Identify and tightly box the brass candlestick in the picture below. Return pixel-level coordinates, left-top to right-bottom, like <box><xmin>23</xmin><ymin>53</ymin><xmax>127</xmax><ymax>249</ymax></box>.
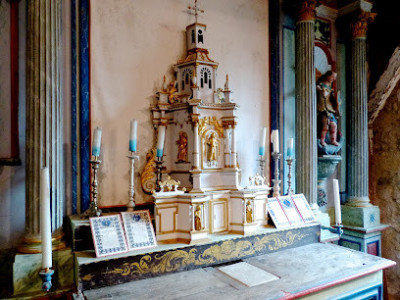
<box><xmin>272</xmin><ymin>152</ymin><xmax>281</xmax><ymax>197</ymax></box>
<box><xmin>88</xmin><ymin>158</ymin><xmax>102</xmax><ymax>217</ymax></box>
<box><xmin>286</xmin><ymin>157</ymin><xmax>295</xmax><ymax>195</ymax></box>
<box><xmin>127</xmin><ymin>151</ymin><xmax>139</xmax><ymax>211</ymax></box>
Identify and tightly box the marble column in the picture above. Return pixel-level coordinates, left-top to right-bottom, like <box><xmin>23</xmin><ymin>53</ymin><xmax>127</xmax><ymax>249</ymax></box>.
<box><xmin>347</xmin><ymin>12</ymin><xmax>376</xmax><ymax>207</ymax></box>
<box><xmin>19</xmin><ymin>0</ymin><xmax>65</xmax><ymax>253</ymax></box>
<box><xmin>231</xmin><ymin>125</ymin><xmax>237</xmax><ymax>168</ymax></box>
<box><xmin>295</xmin><ymin>0</ymin><xmax>318</xmax><ymax>209</ymax></box>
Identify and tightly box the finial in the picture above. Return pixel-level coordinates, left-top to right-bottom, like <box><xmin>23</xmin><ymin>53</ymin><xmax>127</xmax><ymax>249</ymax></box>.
<box><xmin>224</xmin><ymin>74</ymin><xmax>229</xmax><ymax>90</ymax></box>
<box><xmin>188</xmin><ymin>0</ymin><xmax>204</xmax><ymax>23</ymax></box>
<box><xmin>162</xmin><ymin>75</ymin><xmax>167</xmax><ymax>91</ymax></box>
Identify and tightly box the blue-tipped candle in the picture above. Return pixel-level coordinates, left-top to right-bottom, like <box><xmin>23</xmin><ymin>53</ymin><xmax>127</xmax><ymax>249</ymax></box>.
<box><xmin>259</xmin><ymin>127</ymin><xmax>267</xmax><ymax>157</ymax></box>
<box><xmin>287</xmin><ymin>138</ymin><xmax>293</xmax><ymax>158</ymax></box>
<box><xmin>156</xmin><ymin>126</ymin><xmax>166</xmax><ymax>158</ymax></box>
<box><xmin>129</xmin><ymin>120</ymin><xmax>137</xmax><ymax>152</ymax></box>
<box><xmin>92</xmin><ymin>127</ymin><xmax>102</xmax><ymax>157</ymax></box>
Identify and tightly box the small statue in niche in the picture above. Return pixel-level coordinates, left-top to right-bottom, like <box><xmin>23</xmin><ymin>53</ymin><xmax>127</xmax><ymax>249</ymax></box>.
<box><xmin>168</xmin><ymin>81</ymin><xmax>177</xmax><ymax>103</ymax></box>
<box><xmin>207</xmin><ymin>132</ymin><xmax>218</xmax><ymax>163</ymax></box>
<box><xmin>246</xmin><ymin>201</ymin><xmax>253</xmax><ymax>223</ymax></box>
<box><xmin>317</xmin><ymin>71</ymin><xmax>341</xmax><ymax>147</ymax></box>
<box><xmin>176</xmin><ymin>131</ymin><xmax>188</xmax><ymax>162</ymax></box>
<box><xmin>194</xmin><ymin>205</ymin><xmax>202</xmax><ymax>231</ymax></box>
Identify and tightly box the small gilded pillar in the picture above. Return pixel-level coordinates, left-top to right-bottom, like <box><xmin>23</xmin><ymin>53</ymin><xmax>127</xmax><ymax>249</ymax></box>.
<box><xmin>295</xmin><ymin>0</ymin><xmax>318</xmax><ymax>209</ymax></box>
<box><xmin>347</xmin><ymin>11</ymin><xmax>376</xmax><ymax>207</ymax></box>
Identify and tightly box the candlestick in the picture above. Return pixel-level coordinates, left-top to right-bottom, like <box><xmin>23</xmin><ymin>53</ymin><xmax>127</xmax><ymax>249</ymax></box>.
<box><xmin>129</xmin><ymin>120</ymin><xmax>138</xmax><ymax>152</ymax></box>
<box><xmin>127</xmin><ymin>151</ymin><xmax>139</xmax><ymax>211</ymax></box>
<box><xmin>40</xmin><ymin>168</ymin><xmax>52</xmax><ymax>270</ymax></box>
<box><xmin>257</xmin><ymin>155</ymin><xmax>266</xmax><ymax>178</ymax></box>
<box><xmin>155</xmin><ymin>156</ymin><xmax>165</xmax><ymax>191</ymax></box>
<box><xmin>287</xmin><ymin>138</ymin><xmax>294</xmax><ymax>158</ymax></box>
<box><xmin>271</xmin><ymin>129</ymin><xmax>279</xmax><ymax>153</ymax></box>
<box><xmin>39</xmin><ymin>268</ymin><xmax>54</xmax><ymax>292</ymax></box>
<box><xmin>92</xmin><ymin>127</ymin><xmax>102</xmax><ymax>157</ymax></box>
<box><xmin>88</xmin><ymin>158</ymin><xmax>102</xmax><ymax>217</ymax></box>
<box><xmin>272</xmin><ymin>152</ymin><xmax>281</xmax><ymax>197</ymax></box>
<box><xmin>333</xmin><ymin>179</ymin><xmax>342</xmax><ymax>225</ymax></box>
<box><xmin>157</xmin><ymin>126</ymin><xmax>166</xmax><ymax>158</ymax></box>
<box><xmin>259</xmin><ymin>127</ymin><xmax>267</xmax><ymax>157</ymax></box>
<box><xmin>286</xmin><ymin>157</ymin><xmax>295</xmax><ymax>195</ymax></box>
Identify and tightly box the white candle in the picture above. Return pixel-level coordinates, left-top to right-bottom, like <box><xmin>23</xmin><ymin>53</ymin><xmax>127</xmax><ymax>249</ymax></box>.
<box><xmin>156</xmin><ymin>126</ymin><xmax>166</xmax><ymax>158</ymax></box>
<box><xmin>271</xmin><ymin>129</ymin><xmax>279</xmax><ymax>153</ymax></box>
<box><xmin>92</xmin><ymin>127</ymin><xmax>102</xmax><ymax>157</ymax></box>
<box><xmin>287</xmin><ymin>138</ymin><xmax>294</xmax><ymax>157</ymax></box>
<box><xmin>259</xmin><ymin>127</ymin><xmax>267</xmax><ymax>156</ymax></box>
<box><xmin>333</xmin><ymin>179</ymin><xmax>342</xmax><ymax>225</ymax></box>
<box><xmin>129</xmin><ymin>120</ymin><xmax>137</xmax><ymax>152</ymax></box>
<box><xmin>40</xmin><ymin>167</ymin><xmax>52</xmax><ymax>270</ymax></box>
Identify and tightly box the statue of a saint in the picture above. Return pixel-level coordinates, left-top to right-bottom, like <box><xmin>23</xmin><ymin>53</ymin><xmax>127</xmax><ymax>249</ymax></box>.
<box><xmin>176</xmin><ymin>131</ymin><xmax>188</xmax><ymax>162</ymax></box>
<box><xmin>207</xmin><ymin>132</ymin><xmax>218</xmax><ymax>162</ymax></box>
<box><xmin>194</xmin><ymin>206</ymin><xmax>202</xmax><ymax>231</ymax></box>
<box><xmin>317</xmin><ymin>71</ymin><xmax>340</xmax><ymax>147</ymax></box>
<box><xmin>246</xmin><ymin>201</ymin><xmax>253</xmax><ymax>223</ymax></box>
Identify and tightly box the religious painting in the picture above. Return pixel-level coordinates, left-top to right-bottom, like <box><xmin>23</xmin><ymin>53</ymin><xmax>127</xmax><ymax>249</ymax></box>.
<box><xmin>0</xmin><ymin>1</ymin><xmax>20</xmax><ymax>165</ymax></box>
<box><xmin>315</xmin><ymin>17</ymin><xmax>331</xmax><ymax>47</ymax></box>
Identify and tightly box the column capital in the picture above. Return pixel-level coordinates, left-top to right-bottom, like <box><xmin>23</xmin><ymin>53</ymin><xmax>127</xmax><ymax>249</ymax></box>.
<box><xmin>298</xmin><ymin>0</ymin><xmax>320</xmax><ymax>22</ymax></box>
<box><xmin>350</xmin><ymin>11</ymin><xmax>377</xmax><ymax>39</ymax></box>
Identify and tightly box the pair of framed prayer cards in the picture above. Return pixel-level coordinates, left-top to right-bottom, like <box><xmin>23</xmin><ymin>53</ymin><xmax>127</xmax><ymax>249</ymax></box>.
<box><xmin>90</xmin><ymin>210</ymin><xmax>157</xmax><ymax>258</ymax></box>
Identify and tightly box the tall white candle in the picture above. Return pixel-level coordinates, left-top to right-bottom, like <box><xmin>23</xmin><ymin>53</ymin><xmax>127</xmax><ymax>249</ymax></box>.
<box><xmin>40</xmin><ymin>167</ymin><xmax>52</xmax><ymax>270</ymax></box>
<box><xmin>92</xmin><ymin>127</ymin><xmax>102</xmax><ymax>157</ymax></box>
<box><xmin>259</xmin><ymin>127</ymin><xmax>267</xmax><ymax>156</ymax></box>
<box><xmin>271</xmin><ymin>129</ymin><xmax>279</xmax><ymax>153</ymax></box>
<box><xmin>129</xmin><ymin>120</ymin><xmax>137</xmax><ymax>152</ymax></box>
<box><xmin>287</xmin><ymin>138</ymin><xmax>294</xmax><ymax>157</ymax></box>
<box><xmin>333</xmin><ymin>179</ymin><xmax>342</xmax><ymax>225</ymax></box>
<box><xmin>156</xmin><ymin>126</ymin><xmax>166</xmax><ymax>158</ymax></box>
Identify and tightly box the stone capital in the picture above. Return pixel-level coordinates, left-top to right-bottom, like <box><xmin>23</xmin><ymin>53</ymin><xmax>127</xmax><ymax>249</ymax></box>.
<box><xmin>350</xmin><ymin>11</ymin><xmax>377</xmax><ymax>39</ymax></box>
<box><xmin>298</xmin><ymin>0</ymin><xmax>320</xmax><ymax>22</ymax></box>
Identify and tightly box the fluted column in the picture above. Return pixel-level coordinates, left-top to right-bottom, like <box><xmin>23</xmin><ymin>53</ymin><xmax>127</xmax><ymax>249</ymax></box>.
<box><xmin>20</xmin><ymin>0</ymin><xmax>65</xmax><ymax>253</ymax></box>
<box><xmin>347</xmin><ymin>11</ymin><xmax>376</xmax><ymax>207</ymax></box>
<box><xmin>295</xmin><ymin>0</ymin><xmax>318</xmax><ymax>209</ymax></box>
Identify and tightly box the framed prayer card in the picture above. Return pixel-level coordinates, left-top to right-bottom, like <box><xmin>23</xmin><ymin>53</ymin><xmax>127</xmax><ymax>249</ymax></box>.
<box><xmin>278</xmin><ymin>196</ymin><xmax>304</xmax><ymax>226</ymax></box>
<box><xmin>121</xmin><ymin>211</ymin><xmax>157</xmax><ymax>251</ymax></box>
<box><xmin>267</xmin><ymin>198</ymin><xmax>291</xmax><ymax>228</ymax></box>
<box><xmin>90</xmin><ymin>215</ymin><xmax>128</xmax><ymax>258</ymax></box>
<box><xmin>291</xmin><ymin>194</ymin><xmax>317</xmax><ymax>223</ymax></box>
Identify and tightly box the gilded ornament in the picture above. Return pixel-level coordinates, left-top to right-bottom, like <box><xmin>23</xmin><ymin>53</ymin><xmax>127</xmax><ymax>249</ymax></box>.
<box><xmin>141</xmin><ymin>148</ymin><xmax>157</xmax><ymax>194</ymax></box>
<box><xmin>350</xmin><ymin>11</ymin><xmax>377</xmax><ymax>39</ymax></box>
<box><xmin>198</xmin><ymin>116</ymin><xmax>224</xmax><ymax>138</ymax></box>
<box><xmin>298</xmin><ymin>0</ymin><xmax>320</xmax><ymax>22</ymax></box>
<box><xmin>207</xmin><ymin>132</ymin><xmax>218</xmax><ymax>162</ymax></box>
<box><xmin>107</xmin><ymin>231</ymin><xmax>307</xmax><ymax>278</ymax></box>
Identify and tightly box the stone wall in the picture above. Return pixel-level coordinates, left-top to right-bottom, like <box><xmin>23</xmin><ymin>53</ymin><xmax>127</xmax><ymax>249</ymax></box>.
<box><xmin>370</xmin><ymin>81</ymin><xmax>400</xmax><ymax>299</ymax></box>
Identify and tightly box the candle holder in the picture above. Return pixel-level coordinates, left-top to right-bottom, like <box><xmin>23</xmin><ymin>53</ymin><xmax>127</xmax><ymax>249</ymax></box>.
<box><xmin>155</xmin><ymin>156</ymin><xmax>164</xmax><ymax>191</ymax></box>
<box><xmin>127</xmin><ymin>151</ymin><xmax>139</xmax><ymax>211</ymax></box>
<box><xmin>272</xmin><ymin>152</ymin><xmax>281</xmax><ymax>197</ymax></box>
<box><xmin>88</xmin><ymin>157</ymin><xmax>102</xmax><ymax>217</ymax></box>
<box><xmin>321</xmin><ymin>224</ymin><xmax>343</xmax><ymax>236</ymax></box>
<box><xmin>286</xmin><ymin>157</ymin><xmax>295</xmax><ymax>195</ymax></box>
<box><xmin>257</xmin><ymin>155</ymin><xmax>266</xmax><ymax>178</ymax></box>
<box><xmin>39</xmin><ymin>268</ymin><xmax>54</xmax><ymax>292</ymax></box>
